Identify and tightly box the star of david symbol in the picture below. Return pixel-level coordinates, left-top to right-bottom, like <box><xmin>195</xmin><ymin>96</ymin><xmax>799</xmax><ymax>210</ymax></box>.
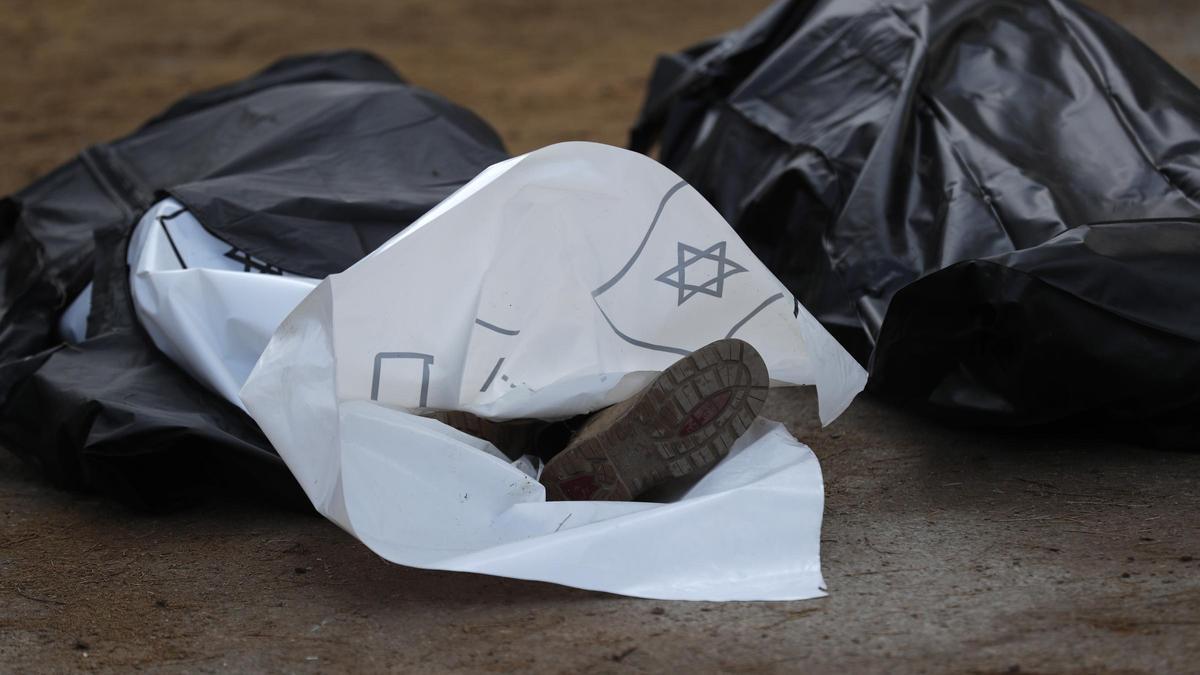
<box><xmin>655</xmin><ymin>241</ymin><xmax>747</xmax><ymax>305</ymax></box>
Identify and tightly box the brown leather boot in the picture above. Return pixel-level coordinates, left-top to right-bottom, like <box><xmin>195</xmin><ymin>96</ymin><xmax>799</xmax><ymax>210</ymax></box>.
<box><xmin>541</xmin><ymin>338</ymin><xmax>769</xmax><ymax>501</ymax></box>
<box><xmin>425</xmin><ymin>410</ymin><xmax>554</xmax><ymax>461</ymax></box>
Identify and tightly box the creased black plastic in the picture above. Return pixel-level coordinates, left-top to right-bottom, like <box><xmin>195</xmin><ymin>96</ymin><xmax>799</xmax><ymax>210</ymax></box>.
<box><xmin>631</xmin><ymin>0</ymin><xmax>1200</xmax><ymax>446</ymax></box>
<box><xmin>0</xmin><ymin>51</ymin><xmax>509</xmax><ymax>507</ymax></box>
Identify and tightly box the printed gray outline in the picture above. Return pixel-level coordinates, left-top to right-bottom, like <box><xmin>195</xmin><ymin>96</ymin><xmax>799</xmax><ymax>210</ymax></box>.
<box><xmin>157</xmin><ymin>208</ymin><xmax>189</xmax><ymax>270</ymax></box>
<box><xmin>592</xmin><ymin>180</ymin><xmax>688</xmax><ymax>297</ymax></box>
<box><xmin>655</xmin><ymin>240</ymin><xmax>748</xmax><ymax>305</ymax></box>
<box><xmin>371</xmin><ymin>352</ymin><xmax>434</xmax><ymax>407</ymax></box>
<box><xmin>726</xmin><ymin>292</ymin><xmax>786</xmax><ymax>338</ymax></box>
<box><xmin>479</xmin><ymin>357</ymin><xmax>506</xmax><ymax>392</ymax></box>
<box><xmin>588</xmin><ymin>180</ymin><xmax>694</xmax><ymax>356</ymax></box>
<box><xmin>474</xmin><ymin>318</ymin><xmax>520</xmax><ymax>336</ymax></box>
<box><xmin>593</xmin><ymin>301</ymin><xmax>690</xmax><ymax>357</ymax></box>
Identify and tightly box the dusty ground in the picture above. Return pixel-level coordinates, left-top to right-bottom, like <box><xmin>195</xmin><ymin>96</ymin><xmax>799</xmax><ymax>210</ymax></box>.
<box><xmin>2</xmin><ymin>1</ymin><xmax>1199</xmax><ymax>673</ymax></box>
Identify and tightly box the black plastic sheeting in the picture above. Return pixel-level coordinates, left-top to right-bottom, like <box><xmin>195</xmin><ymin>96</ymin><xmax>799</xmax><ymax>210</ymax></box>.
<box><xmin>631</xmin><ymin>0</ymin><xmax>1200</xmax><ymax>447</ymax></box>
<box><xmin>0</xmin><ymin>51</ymin><xmax>509</xmax><ymax>508</ymax></box>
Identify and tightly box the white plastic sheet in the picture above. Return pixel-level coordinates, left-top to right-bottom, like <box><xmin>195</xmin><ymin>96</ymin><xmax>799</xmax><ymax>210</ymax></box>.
<box><xmin>234</xmin><ymin>142</ymin><xmax>866</xmax><ymax>600</ymax></box>
<box><xmin>126</xmin><ymin>199</ymin><xmax>320</xmax><ymax>406</ymax></box>
<box><xmin>58</xmin><ymin>198</ymin><xmax>322</xmax><ymax>399</ymax></box>
<box><xmin>99</xmin><ymin>142</ymin><xmax>864</xmax><ymax>599</ymax></box>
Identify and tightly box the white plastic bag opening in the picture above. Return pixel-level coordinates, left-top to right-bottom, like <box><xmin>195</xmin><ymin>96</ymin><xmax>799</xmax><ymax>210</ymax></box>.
<box><xmin>127</xmin><ymin>142</ymin><xmax>865</xmax><ymax>600</ymax></box>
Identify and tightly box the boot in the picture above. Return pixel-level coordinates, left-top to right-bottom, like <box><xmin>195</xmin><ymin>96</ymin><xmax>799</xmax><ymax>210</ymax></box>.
<box><xmin>541</xmin><ymin>338</ymin><xmax>768</xmax><ymax>501</ymax></box>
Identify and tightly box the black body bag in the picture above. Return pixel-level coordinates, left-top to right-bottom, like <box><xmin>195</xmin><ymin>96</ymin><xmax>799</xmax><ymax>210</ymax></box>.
<box><xmin>631</xmin><ymin>0</ymin><xmax>1200</xmax><ymax>448</ymax></box>
<box><xmin>0</xmin><ymin>51</ymin><xmax>509</xmax><ymax>508</ymax></box>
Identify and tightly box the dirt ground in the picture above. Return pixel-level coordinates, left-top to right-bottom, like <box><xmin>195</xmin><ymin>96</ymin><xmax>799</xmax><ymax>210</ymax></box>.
<box><xmin>2</xmin><ymin>1</ymin><xmax>1199</xmax><ymax>673</ymax></box>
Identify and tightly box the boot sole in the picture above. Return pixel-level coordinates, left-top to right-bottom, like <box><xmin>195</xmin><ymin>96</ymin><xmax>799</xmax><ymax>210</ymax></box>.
<box><xmin>542</xmin><ymin>338</ymin><xmax>769</xmax><ymax>501</ymax></box>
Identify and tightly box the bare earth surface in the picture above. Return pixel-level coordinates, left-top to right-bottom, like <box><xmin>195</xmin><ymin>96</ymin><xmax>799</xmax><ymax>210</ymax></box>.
<box><xmin>1</xmin><ymin>1</ymin><xmax>1198</xmax><ymax>672</ymax></box>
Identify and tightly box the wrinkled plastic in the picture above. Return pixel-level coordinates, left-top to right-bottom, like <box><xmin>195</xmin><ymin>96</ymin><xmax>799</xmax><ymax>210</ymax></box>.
<box><xmin>631</xmin><ymin>0</ymin><xmax>1200</xmax><ymax>446</ymax></box>
<box><xmin>0</xmin><ymin>51</ymin><xmax>508</xmax><ymax>507</ymax></box>
<box><xmin>241</xmin><ymin>142</ymin><xmax>866</xmax><ymax>600</ymax></box>
<box><xmin>126</xmin><ymin>200</ymin><xmax>320</xmax><ymax>406</ymax></box>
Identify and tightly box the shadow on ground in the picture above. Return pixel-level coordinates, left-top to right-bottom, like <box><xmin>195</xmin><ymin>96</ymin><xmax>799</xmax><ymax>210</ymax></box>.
<box><xmin>3</xmin><ymin>388</ymin><xmax>1197</xmax><ymax>672</ymax></box>
<box><xmin>1</xmin><ymin>0</ymin><xmax>1199</xmax><ymax>672</ymax></box>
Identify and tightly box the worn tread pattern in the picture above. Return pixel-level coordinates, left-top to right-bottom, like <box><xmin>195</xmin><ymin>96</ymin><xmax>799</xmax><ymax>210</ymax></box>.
<box><xmin>542</xmin><ymin>338</ymin><xmax>769</xmax><ymax>501</ymax></box>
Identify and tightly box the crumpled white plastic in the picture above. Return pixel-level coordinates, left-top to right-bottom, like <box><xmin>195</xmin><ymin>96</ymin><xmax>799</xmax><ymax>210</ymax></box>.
<box><xmin>96</xmin><ymin>142</ymin><xmax>863</xmax><ymax>599</ymax></box>
<box><xmin>235</xmin><ymin>142</ymin><xmax>866</xmax><ymax>600</ymax></box>
<box><xmin>125</xmin><ymin>199</ymin><xmax>320</xmax><ymax>405</ymax></box>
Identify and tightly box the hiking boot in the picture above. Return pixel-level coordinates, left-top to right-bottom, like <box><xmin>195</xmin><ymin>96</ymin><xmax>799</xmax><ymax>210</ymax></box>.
<box><xmin>541</xmin><ymin>338</ymin><xmax>769</xmax><ymax>501</ymax></box>
<box><xmin>425</xmin><ymin>410</ymin><xmax>556</xmax><ymax>461</ymax></box>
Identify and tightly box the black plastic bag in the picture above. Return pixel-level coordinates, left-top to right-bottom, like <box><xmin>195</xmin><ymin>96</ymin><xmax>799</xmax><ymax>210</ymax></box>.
<box><xmin>0</xmin><ymin>51</ymin><xmax>509</xmax><ymax>508</ymax></box>
<box><xmin>631</xmin><ymin>0</ymin><xmax>1200</xmax><ymax>447</ymax></box>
